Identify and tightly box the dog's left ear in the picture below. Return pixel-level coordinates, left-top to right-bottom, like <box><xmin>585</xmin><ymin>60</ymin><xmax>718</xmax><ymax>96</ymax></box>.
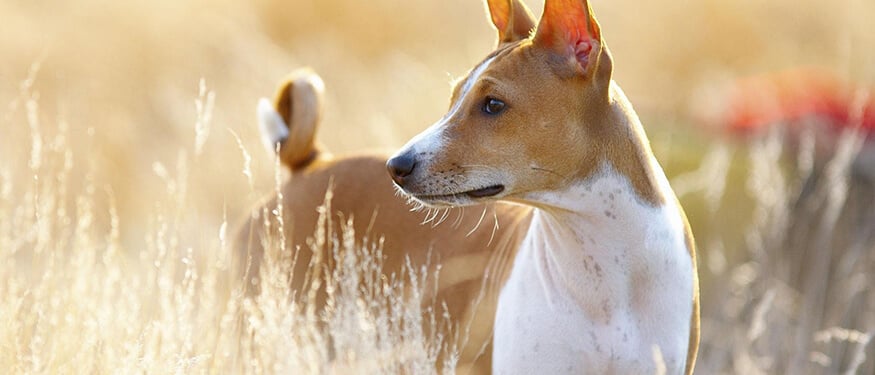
<box><xmin>533</xmin><ymin>0</ymin><xmax>607</xmax><ymax>79</ymax></box>
<box><xmin>485</xmin><ymin>0</ymin><xmax>536</xmax><ymax>45</ymax></box>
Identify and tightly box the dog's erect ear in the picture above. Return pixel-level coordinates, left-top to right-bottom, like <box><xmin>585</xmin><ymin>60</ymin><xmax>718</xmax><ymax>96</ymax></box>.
<box><xmin>485</xmin><ymin>0</ymin><xmax>536</xmax><ymax>45</ymax></box>
<box><xmin>533</xmin><ymin>0</ymin><xmax>606</xmax><ymax>78</ymax></box>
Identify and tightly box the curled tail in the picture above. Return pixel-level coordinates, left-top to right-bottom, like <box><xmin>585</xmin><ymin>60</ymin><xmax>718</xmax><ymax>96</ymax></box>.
<box><xmin>257</xmin><ymin>68</ymin><xmax>325</xmax><ymax>171</ymax></box>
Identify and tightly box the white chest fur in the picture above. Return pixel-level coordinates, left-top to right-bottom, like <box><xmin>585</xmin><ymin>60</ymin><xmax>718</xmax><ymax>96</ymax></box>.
<box><xmin>493</xmin><ymin>166</ymin><xmax>693</xmax><ymax>374</ymax></box>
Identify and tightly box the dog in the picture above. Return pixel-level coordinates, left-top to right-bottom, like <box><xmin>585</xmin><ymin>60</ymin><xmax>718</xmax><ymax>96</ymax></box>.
<box><xmin>387</xmin><ymin>0</ymin><xmax>700</xmax><ymax>373</ymax></box>
<box><xmin>235</xmin><ymin>69</ymin><xmax>532</xmax><ymax>373</ymax></box>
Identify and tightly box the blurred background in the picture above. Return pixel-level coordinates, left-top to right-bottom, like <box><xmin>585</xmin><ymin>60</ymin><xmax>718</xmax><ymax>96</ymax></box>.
<box><xmin>1</xmin><ymin>0</ymin><xmax>873</xmax><ymax>373</ymax></box>
<box><xmin>2</xmin><ymin>0</ymin><xmax>873</xmax><ymax>238</ymax></box>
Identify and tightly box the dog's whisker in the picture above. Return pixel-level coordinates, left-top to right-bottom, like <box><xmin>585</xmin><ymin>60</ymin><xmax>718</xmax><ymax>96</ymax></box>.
<box><xmin>487</xmin><ymin>208</ymin><xmax>500</xmax><ymax>247</ymax></box>
<box><xmin>430</xmin><ymin>208</ymin><xmax>441</xmax><ymax>227</ymax></box>
<box><xmin>452</xmin><ymin>206</ymin><xmax>465</xmax><ymax>229</ymax></box>
<box><xmin>435</xmin><ymin>207</ymin><xmax>451</xmax><ymax>227</ymax></box>
<box><xmin>408</xmin><ymin>198</ymin><xmax>425</xmax><ymax>213</ymax></box>
<box><xmin>530</xmin><ymin>165</ymin><xmax>566</xmax><ymax>179</ymax></box>
<box><xmin>428</xmin><ymin>207</ymin><xmax>440</xmax><ymax>224</ymax></box>
<box><xmin>467</xmin><ymin>205</ymin><xmax>488</xmax><ymax>237</ymax></box>
<box><xmin>422</xmin><ymin>207</ymin><xmax>437</xmax><ymax>225</ymax></box>
<box><xmin>429</xmin><ymin>207</ymin><xmax>440</xmax><ymax>224</ymax></box>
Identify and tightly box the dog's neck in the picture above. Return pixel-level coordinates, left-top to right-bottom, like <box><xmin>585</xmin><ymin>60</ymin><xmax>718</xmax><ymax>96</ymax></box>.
<box><xmin>519</xmin><ymin>162</ymin><xmax>683</xmax><ymax>302</ymax></box>
<box><xmin>504</xmin><ymin>84</ymin><xmax>694</xmax><ymax>367</ymax></box>
<box><xmin>517</xmin><ymin>81</ymin><xmax>672</xmax><ymax>225</ymax></box>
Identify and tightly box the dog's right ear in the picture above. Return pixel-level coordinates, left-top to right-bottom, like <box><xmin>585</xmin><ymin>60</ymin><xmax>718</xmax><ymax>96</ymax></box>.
<box><xmin>485</xmin><ymin>0</ymin><xmax>536</xmax><ymax>45</ymax></box>
<box><xmin>257</xmin><ymin>69</ymin><xmax>324</xmax><ymax>171</ymax></box>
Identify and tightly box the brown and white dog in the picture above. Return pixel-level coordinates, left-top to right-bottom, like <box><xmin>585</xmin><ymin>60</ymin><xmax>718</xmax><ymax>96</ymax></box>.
<box><xmin>236</xmin><ymin>70</ymin><xmax>531</xmax><ymax>373</ymax></box>
<box><xmin>388</xmin><ymin>0</ymin><xmax>700</xmax><ymax>373</ymax></box>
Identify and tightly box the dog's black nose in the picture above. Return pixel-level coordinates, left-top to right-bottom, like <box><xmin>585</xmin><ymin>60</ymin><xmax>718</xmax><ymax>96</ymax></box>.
<box><xmin>387</xmin><ymin>153</ymin><xmax>416</xmax><ymax>185</ymax></box>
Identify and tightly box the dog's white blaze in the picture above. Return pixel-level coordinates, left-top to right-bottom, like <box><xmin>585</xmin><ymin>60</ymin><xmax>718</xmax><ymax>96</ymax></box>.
<box><xmin>445</xmin><ymin>55</ymin><xmax>498</xmax><ymax>122</ymax></box>
<box><xmin>257</xmin><ymin>97</ymin><xmax>289</xmax><ymax>154</ymax></box>
<box><xmin>395</xmin><ymin>56</ymin><xmax>498</xmax><ymax>157</ymax></box>
<box><xmin>494</xmin><ymin>164</ymin><xmax>693</xmax><ymax>374</ymax></box>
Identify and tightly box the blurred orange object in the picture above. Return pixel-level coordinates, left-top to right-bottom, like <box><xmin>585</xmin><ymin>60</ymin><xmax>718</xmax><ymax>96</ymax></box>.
<box><xmin>706</xmin><ymin>67</ymin><xmax>875</xmax><ymax>183</ymax></box>
<box><xmin>719</xmin><ymin>67</ymin><xmax>875</xmax><ymax>137</ymax></box>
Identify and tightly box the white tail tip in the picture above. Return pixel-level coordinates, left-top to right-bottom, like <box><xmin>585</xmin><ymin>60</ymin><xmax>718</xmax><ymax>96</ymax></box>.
<box><xmin>257</xmin><ymin>97</ymin><xmax>289</xmax><ymax>155</ymax></box>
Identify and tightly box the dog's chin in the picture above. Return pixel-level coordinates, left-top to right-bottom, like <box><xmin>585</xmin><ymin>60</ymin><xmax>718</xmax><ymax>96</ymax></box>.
<box><xmin>402</xmin><ymin>184</ymin><xmax>506</xmax><ymax>208</ymax></box>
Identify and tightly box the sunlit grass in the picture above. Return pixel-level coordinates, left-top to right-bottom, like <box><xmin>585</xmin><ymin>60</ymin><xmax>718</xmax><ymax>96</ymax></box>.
<box><xmin>0</xmin><ymin>80</ymin><xmax>454</xmax><ymax>374</ymax></box>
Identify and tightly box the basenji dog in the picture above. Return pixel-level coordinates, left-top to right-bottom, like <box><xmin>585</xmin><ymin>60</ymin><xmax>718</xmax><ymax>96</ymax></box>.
<box><xmin>236</xmin><ymin>69</ymin><xmax>532</xmax><ymax>373</ymax></box>
<box><xmin>387</xmin><ymin>0</ymin><xmax>700</xmax><ymax>373</ymax></box>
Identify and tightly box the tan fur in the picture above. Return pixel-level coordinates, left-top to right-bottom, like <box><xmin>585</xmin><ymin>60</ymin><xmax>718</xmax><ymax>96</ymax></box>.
<box><xmin>392</xmin><ymin>0</ymin><xmax>699</xmax><ymax>372</ymax></box>
<box><xmin>275</xmin><ymin>70</ymin><xmax>324</xmax><ymax>169</ymax></box>
<box><xmin>236</xmin><ymin>72</ymin><xmax>532</xmax><ymax>374</ymax></box>
<box><xmin>677</xmin><ymin>195</ymin><xmax>700</xmax><ymax>375</ymax></box>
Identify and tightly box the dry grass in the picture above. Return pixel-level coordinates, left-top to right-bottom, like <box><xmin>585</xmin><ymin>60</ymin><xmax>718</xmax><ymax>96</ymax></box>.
<box><xmin>674</xmin><ymin>127</ymin><xmax>875</xmax><ymax>374</ymax></box>
<box><xmin>0</xmin><ymin>74</ymin><xmax>457</xmax><ymax>373</ymax></box>
<box><xmin>1</xmin><ymin>0</ymin><xmax>874</xmax><ymax>373</ymax></box>
<box><xmin>0</xmin><ymin>75</ymin><xmax>455</xmax><ymax>374</ymax></box>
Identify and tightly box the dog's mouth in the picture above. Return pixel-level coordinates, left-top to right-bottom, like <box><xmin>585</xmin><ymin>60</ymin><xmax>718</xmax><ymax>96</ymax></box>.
<box><xmin>464</xmin><ymin>184</ymin><xmax>505</xmax><ymax>198</ymax></box>
<box><xmin>409</xmin><ymin>184</ymin><xmax>505</xmax><ymax>205</ymax></box>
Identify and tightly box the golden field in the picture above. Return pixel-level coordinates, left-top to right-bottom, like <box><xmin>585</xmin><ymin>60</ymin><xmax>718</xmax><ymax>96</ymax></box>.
<box><xmin>1</xmin><ymin>0</ymin><xmax>873</xmax><ymax>373</ymax></box>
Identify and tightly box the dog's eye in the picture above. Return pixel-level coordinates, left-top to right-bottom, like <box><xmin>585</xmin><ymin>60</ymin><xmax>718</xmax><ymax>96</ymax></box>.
<box><xmin>482</xmin><ymin>97</ymin><xmax>506</xmax><ymax>115</ymax></box>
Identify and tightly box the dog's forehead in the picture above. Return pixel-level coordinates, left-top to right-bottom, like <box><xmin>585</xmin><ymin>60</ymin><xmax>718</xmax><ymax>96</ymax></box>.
<box><xmin>451</xmin><ymin>41</ymin><xmax>530</xmax><ymax>100</ymax></box>
<box><xmin>481</xmin><ymin>42</ymin><xmax>528</xmax><ymax>72</ymax></box>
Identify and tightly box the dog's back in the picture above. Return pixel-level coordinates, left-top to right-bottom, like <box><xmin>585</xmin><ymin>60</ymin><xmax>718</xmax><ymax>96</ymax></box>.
<box><xmin>236</xmin><ymin>69</ymin><xmax>531</xmax><ymax>373</ymax></box>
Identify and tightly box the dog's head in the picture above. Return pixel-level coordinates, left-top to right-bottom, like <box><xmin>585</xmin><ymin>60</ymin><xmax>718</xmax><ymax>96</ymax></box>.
<box><xmin>389</xmin><ymin>0</ymin><xmax>621</xmax><ymax>208</ymax></box>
